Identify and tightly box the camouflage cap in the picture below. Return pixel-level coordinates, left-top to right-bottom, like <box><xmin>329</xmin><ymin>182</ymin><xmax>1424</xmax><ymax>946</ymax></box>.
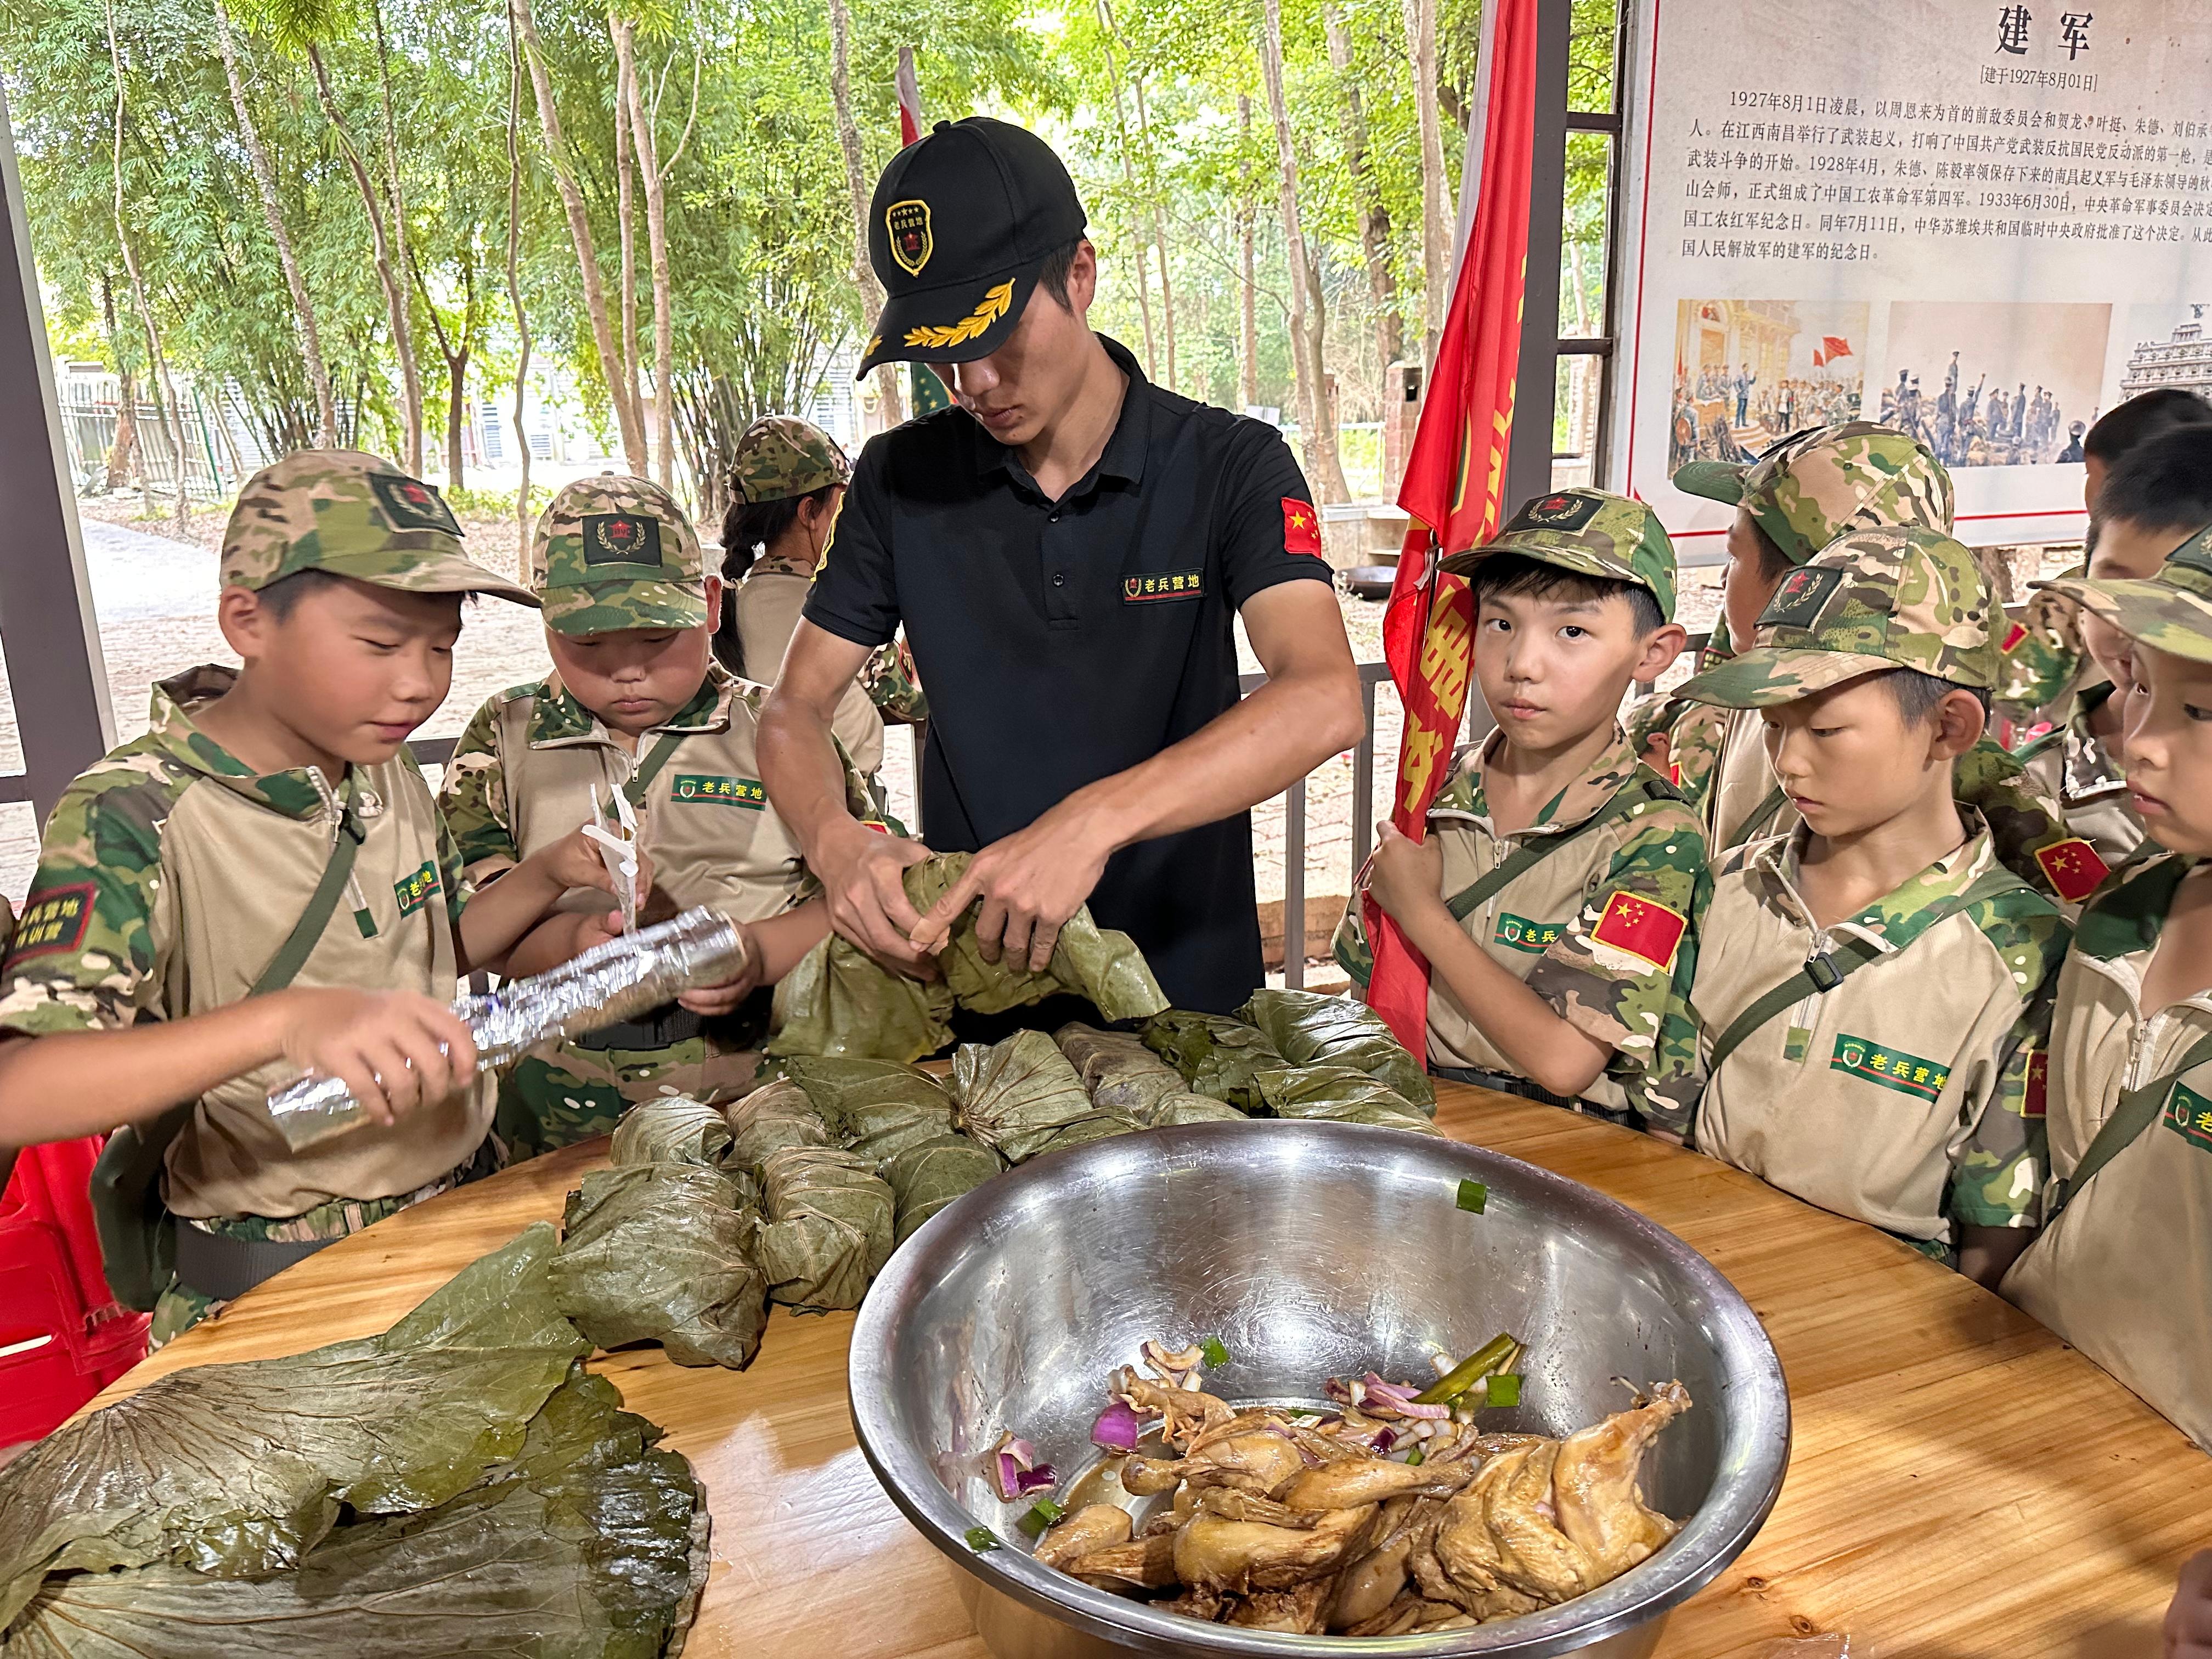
<box><xmin>1438</xmin><ymin>487</ymin><xmax>1678</xmax><ymax>621</ymax></box>
<box><xmin>1679</xmin><ymin>524</ymin><xmax>1997</xmax><ymax>708</ymax></box>
<box><xmin>220</xmin><ymin>449</ymin><xmax>537</xmax><ymax>606</ymax></box>
<box><xmin>530</xmin><ymin>473</ymin><xmax>706</xmax><ymax>636</ymax></box>
<box><xmin>2034</xmin><ymin>523</ymin><xmax>2212</xmax><ymax>665</ymax></box>
<box><xmin>730</xmin><ymin>416</ymin><xmax>850</xmax><ymax>505</ymax></box>
<box><xmin>1673</xmin><ymin>421</ymin><xmax>1954</xmax><ymax>565</ymax></box>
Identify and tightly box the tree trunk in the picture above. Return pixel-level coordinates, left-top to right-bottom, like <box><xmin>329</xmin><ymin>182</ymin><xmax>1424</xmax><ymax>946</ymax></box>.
<box><xmin>368</xmin><ymin>0</ymin><xmax>422</xmax><ymax>474</ymax></box>
<box><xmin>1130</xmin><ymin>70</ymin><xmax>1175</xmax><ymax>390</ymax></box>
<box><xmin>825</xmin><ymin>0</ymin><xmax>902</xmax><ymax>427</ymax></box>
<box><xmin>1093</xmin><ymin>0</ymin><xmax>1156</xmax><ymax>377</ymax></box>
<box><xmin>444</xmin><ymin>338</ymin><xmax>469</xmax><ymax>488</ymax></box>
<box><xmin>623</xmin><ymin>37</ymin><xmax>696</xmax><ymax>490</ymax></box>
<box><xmin>416</xmin><ymin>241</ymin><xmax>477</xmax><ymax>490</ymax></box>
<box><xmin>1400</xmin><ymin>0</ymin><xmax>1448</xmax><ymax>357</ymax></box>
<box><xmin>513</xmin><ymin>0</ymin><xmax>647</xmax><ymax>473</ymax></box>
<box><xmin>1237</xmin><ymin>94</ymin><xmax>1258</xmax><ymax>413</ymax></box>
<box><xmin>106</xmin><ymin>0</ymin><xmax>189</xmax><ymax>533</ymax></box>
<box><xmin>609</xmin><ymin>15</ymin><xmax>645</xmax><ymax>474</ymax></box>
<box><xmin>1259</xmin><ymin>0</ymin><xmax>1351</xmax><ymax>503</ymax></box>
<box><xmin>100</xmin><ymin>274</ymin><xmax>140</xmax><ymax>492</ymax></box>
<box><xmin>1322</xmin><ymin>0</ymin><xmax>1403</xmax><ymax>386</ymax></box>
<box><xmin>210</xmin><ymin>0</ymin><xmax>336</xmax><ymax>447</ymax></box>
<box><xmin>307</xmin><ymin>45</ymin><xmax>426</xmax><ymax>478</ymax></box>
<box><xmin>504</xmin><ymin>0</ymin><xmax>534</xmax><ymax>567</ymax></box>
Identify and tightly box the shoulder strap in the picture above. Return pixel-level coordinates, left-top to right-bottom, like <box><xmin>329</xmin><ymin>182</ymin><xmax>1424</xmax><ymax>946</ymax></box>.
<box><xmin>1703</xmin><ymin>865</ymin><xmax>2020</xmax><ymax>1079</ymax></box>
<box><xmin>623</xmin><ymin>727</ymin><xmax>690</xmax><ymax>812</ymax></box>
<box><xmin>251</xmin><ymin>776</ymin><xmax>368</xmax><ymax>996</ymax></box>
<box><xmin>2049</xmin><ymin>1028</ymin><xmax>2212</xmax><ymax>1219</ymax></box>
<box><xmin>1443</xmin><ymin>778</ymin><xmax>1668</xmax><ymax>925</ymax></box>
<box><xmin>1722</xmin><ymin>781</ymin><xmax>1789</xmax><ymax>851</ymax></box>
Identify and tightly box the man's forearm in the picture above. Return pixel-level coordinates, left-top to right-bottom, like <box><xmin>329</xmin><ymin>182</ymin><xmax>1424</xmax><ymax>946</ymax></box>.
<box><xmin>0</xmin><ymin>1000</ymin><xmax>290</xmax><ymax>1148</ymax></box>
<box><xmin>759</xmin><ymin>689</ymin><xmax>865</xmax><ymax>859</ymax></box>
<box><xmin>1051</xmin><ymin>663</ymin><xmax>1362</xmax><ymax>859</ymax></box>
<box><xmin>1395</xmin><ymin>900</ymin><xmax>1612</xmax><ymax>1099</ymax></box>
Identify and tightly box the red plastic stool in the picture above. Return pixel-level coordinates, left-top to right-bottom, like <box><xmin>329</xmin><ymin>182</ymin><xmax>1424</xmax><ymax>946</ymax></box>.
<box><xmin>0</xmin><ymin>1137</ymin><xmax>149</xmax><ymax>1444</ymax></box>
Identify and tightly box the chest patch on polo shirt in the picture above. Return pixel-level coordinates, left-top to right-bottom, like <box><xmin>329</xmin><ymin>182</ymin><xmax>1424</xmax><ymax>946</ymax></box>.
<box><xmin>671</xmin><ymin>774</ymin><xmax>766</xmax><ymax>808</ymax></box>
<box><xmin>1830</xmin><ymin>1033</ymin><xmax>1948</xmax><ymax>1102</ymax></box>
<box><xmin>1124</xmin><ymin>569</ymin><xmax>1205</xmax><ymax>603</ymax></box>
<box><xmin>8</xmin><ymin>883</ymin><xmax>96</xmax><ymax>960</ymax></box>
<box><xmin>1492</xmin><ymin>912</ymin><xmax>1563</xmax><ymax>953</ymax></box>
<box><xmin>393</xmin><ymin>860</ymin><xmax>441</xmax><ymax>918</ymax></box>
<box><xmin>2162</xmin><ymin>1082</ymin><xmax>2212</xmax><ymax>1153</ymax></box>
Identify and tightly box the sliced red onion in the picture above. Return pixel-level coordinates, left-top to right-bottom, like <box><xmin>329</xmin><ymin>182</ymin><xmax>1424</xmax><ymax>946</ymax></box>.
<box><xmin>1014</xmin><ymin>1464</ymin><xmax>1058</xmax><ymax>1497</ymax></box>
<box><xmin>1372</xmin><ymin>1427</ymin><xmax>1397</xmax><ymax>1454</ymax></box>
<box><xmin>1361</xmin><ymin>1375</ymin><xmax>1452</xmax><ymax>1419</ymax></box>
<box><xmin>1091</xmin><ymin>1401</ymin><xmax>1143</xmax><ymax>1452</ymax></box>
<box><xmin>990</xmin><ymin>1436</ymin><xmax>1043</xmax><ymax>1500</ymax></box>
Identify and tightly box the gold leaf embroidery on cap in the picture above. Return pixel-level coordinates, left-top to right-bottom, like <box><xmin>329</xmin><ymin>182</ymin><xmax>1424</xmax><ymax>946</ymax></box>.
<box><xmin>904</xmin><ymin>281</ymin><xmax>1014</xmax><ymax>350</ymax></box>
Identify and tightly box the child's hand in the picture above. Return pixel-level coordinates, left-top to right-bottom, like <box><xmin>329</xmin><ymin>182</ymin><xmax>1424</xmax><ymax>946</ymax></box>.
<box><xmin>2168</xmin><ymin>1550</ymin><xmax>2212</xmax><ymax>1656</ymax></box>
<box><xmin>1368</xmin><ymin>821</ymin><xmax>1447</xmax><ymax>927</ymax></box>
<box><xmin>280</xmin><ymin>989</ymin><xmax>478</xmax><ymax>1127</ymax></box>
<box><xmin>528</xmin><ymin>825</ymin><xmax>656</xmax><ymax>904</ymax></box>
<box><xmin>677</xmin><ymin>922</ymin><xmax>761</xmax><ymax>1015</ymax></box>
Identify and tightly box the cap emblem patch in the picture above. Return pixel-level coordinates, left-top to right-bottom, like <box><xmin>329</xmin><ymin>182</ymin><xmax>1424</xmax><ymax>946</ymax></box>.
<box><xmin>887</xmin><ymin>199</ymin><xmax>933</xmax><ymax>277</ymax></box>
<box><xmin>368</xmin><ymin>472</ymin><xmax>462</xmax><ymax>537</ymax></box>
<box><xmin>582</xmin><ymin>513</ymin><xmax>664</xmax><ymax>568</ymax></box>
<box><xmin>1503</xmin><ymin>491</ymin><xmax>1601</xmax><ymax>534</ymax></box>
<box><xmin>1760</xmin><ymin>563</ymin><xmax>1844</xmax><ymax>628</ymax></box>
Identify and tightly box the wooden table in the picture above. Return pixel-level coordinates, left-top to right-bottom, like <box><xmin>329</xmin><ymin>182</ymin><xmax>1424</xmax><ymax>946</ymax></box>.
<box><xmin>93</xmin><ymin>1084</ymin><xmax>2211</xmax><ymax>1656</ymax></box>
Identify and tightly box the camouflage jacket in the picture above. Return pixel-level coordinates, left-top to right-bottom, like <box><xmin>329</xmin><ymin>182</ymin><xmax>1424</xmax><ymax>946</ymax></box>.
<box><xmin>439</xmin><ymin>662</ymin><xmax>875</xmax><ymax>928</ymax></box>
<box><xmin>0</xmin><ymin>667</ymin><xmax>489</xmax><ymax>1220</ymax></box>
<box><xmin>1678</xmin><ymin>812</ymin><xmax>2066</xmax><ymax>1243</ymax></box>
<box><xmin>1995</xmin><ymin>561</ymin><xmax>2090</xmax><ymax>721</ymax></box>
<box><xmin>2013</xmin><ymin>680</ymin><xmax>2146</xmax><ymax>901</ymax></box>
<box><xmin>1334</xmin><ymin>727</ymin><xmax>1708</xmax><ymax>1129</ymax></box>
<box><xmin>2002</xmin><ymin>852</ymin><xmax>2212</xmax><ymax>1449</ymax></box>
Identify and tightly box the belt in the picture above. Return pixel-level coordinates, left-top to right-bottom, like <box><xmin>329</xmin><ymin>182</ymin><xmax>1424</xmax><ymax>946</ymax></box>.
<box><xmin>569</xmin><ymin>986</ymin><xmax>775</xmax><ymax>1054</ymax></box>
<box><xmin>171</xmin><ymin>1225</ymin><xmax>338</xmax><ymax>1304</ymax></box>
<box><xmin>1431</xmin><ymin>1064</ymin><xmax>1636</xmax><ymax>1126</ymax></box>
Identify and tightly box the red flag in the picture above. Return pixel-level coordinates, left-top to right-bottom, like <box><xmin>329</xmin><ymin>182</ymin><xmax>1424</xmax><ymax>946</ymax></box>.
<box><xmin>1364</xmin><ymin>0</ymin><xmax>1541</xmax><ymax>1052</ymax></box>
<box><xmin>896</xmin><ymin>47</ymin><xmax>924</xmax><ymax>147</ymax></box>
<box><xmin>1813</xmin><ymin>349</ymin><xmax>1825</xmax><ymax>368</ymax></box>
<box><xmin>1822</xmin><ymin>336</ymin><xmax>1853</xmax><ymax>362</ymax></box>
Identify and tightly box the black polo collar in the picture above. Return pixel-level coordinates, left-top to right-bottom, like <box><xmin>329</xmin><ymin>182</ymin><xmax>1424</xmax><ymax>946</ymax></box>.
<box><xmin>968</xmin><ymin>334</ymin><xmax>1152</xmax><ymax>498</ymax></box>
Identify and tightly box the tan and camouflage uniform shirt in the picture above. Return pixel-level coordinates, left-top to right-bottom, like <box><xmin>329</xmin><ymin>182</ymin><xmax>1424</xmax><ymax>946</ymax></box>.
<box><xmin>1995</xmin><ymin>561</ymin><xmax>2091</xmax><ymax>723</ymax></box>
<box><xmin>731</xmin><ymin>553</ymin><xmax>887</xmax><ymax>777</ymax></box>
<box><xmin>1680</xmin><ymin>815</ymin><xmax>2066</xmax><ymax>1244</ymax></box>
<box><xmin>1335</xmin><ymin>729</ymin><xmax>1707</xmax><ymax>1127</ymax></box>
<box><xmin>0</xmin><ymin>667</ymin><xmax>488</xmax><ymax>1219</ymax></box>
<box><xmin>2002</xmin><ymin>854</ymin><xmax>2212</xmax><ymax>1448</ymax></box>
<box><xmin>2015</xmin><ymin>681</ymin><xmax>2146</xmax><ymax>890</ymax></box>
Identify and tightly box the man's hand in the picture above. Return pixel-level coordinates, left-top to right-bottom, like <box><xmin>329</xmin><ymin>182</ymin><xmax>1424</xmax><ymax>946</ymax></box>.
<box><xmin>1367</xmin><ymin>821</ymin><xmax>1447</xmax><ymax>930</ymax></box>
<box><xmin>812</xmin><ymin>818</ymin><xmax>937</xmax><ymax>977</ymax></box>
<box><xmin>2168</xmin><ymin>1551</ymin><xmax>2212</xmax><ymax>1657</ymax></box>
<box><xmin>678</xmin><ymin>922</ymin><xmax>762</xmax><ymax>1014</ymax></box>
<box><xmin>909</xmin><ymin>808</ymin><xmax>1114</xmax><ymax>973</ymax></box>
<box><xmin>279</xmin><ymin>988</ymin><xmax>478</xmax><ymax>1128</ymax></box>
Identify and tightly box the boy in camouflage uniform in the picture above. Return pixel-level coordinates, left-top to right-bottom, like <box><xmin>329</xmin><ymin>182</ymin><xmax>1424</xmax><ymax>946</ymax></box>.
<box><xmin>1638</xmin><ymin>419</ymin><xmax>2082</xmax><ymax>903</ymax></box>
<box><xmin>442</xmin><ymin>475</ymin><xmax>880</xmax><ymax>1159</ymax></box>
<box><xmin>1335</xmin><ymin>489</ymin><xmax>1706</xmax><ymax>1133</ymax></box>
<box><xmin>2001</xmin><ymin>528</ymin><xmax>2212</xmax><ymax>1449</ymax></box>
<box><xmin>1664</xmin><ymin>526</ymin><xmax>2068</xmax><ymax>1287</ymax></box>
<box><xmin>0</xmin><ymin>451</ymin><xmax>617</xmax><ymax>1341</ymax></box>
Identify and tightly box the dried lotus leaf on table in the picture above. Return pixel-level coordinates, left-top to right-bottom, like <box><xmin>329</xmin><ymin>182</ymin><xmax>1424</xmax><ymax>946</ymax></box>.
<box><xmin>1056</xmin><ymin>1022</ymin><xmax>1186</xmax><ymax>1118</ymax></box>
<box><xmin>765</xmin><ymin>927</ymin><xmax>955</xmax><ymax>1063</ymax></box>
<box><xmin>551</xmin><ymin>1164</ymin><xmax>769</xmax><ymax>1370</ymax></box>
<box><xmin>0</xmin><ymin>1224</ymin><xmax>589</xmax><ymax>1630</ymax></box>
<box><xmin>1254</xmin><ymin>1065</ymin><xmax>1442</xmax><ymax>1136</ymax></box>
<box><xmin>1147</xmin><ymin>1091</ymin><xmax>1248</xmax><ymax>1127</ymax></box>
<box><xmin>952</xmin><ymin>1029</ymin><xmax>1143</xmax><ymax>1163</ymax></box>
<box><xmin>1141</xmin><ymin>1009</ymin><xmax>1289</xmax><ymax>1114</ymax></box>
<box><xmin>754</xmin><ymin>1144</ymin><xmax>895</xmax><ymax>1313</ymax></box>
<box><xmin>880</xmin><ymin>1131</ymin><xmax>1006</xmax><ymax>1243</ymax></box>
<box><xmin>903</xmin><ymin>853</ymin><xmax>1169</xmax><ymax>1021</ymax></box>
<box><xmin>724</xmin><ymin>1077</ymin><xmax>831</xmax><ymax>1180</ymax></box>
<box><xmin>2</xmin><ymin>1372</ymin><xmax>709</xmax><ymax>1659</ymax></box>
<box><xmin>609</xmin><ymin>1094</ymin><xmax>736</xmax><ymax>1169</ymax></box>
<box><xmin>778</xmin><ymin>1056</ymin><xmax>956</xmax><ymax>1171</ymax></box>
<box><xmin>1237</xmin><ymin>987</ymin><xmax>1436</xmax><ymax>1115</ymax></box>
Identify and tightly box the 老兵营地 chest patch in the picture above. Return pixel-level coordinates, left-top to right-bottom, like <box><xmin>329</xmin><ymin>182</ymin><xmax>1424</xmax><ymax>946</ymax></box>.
<box><xmin>671</xmin><ymin>774</ymin><xmax>766</xmax><ymax>809</ymax></box>
<box><xmin>393</xmin><ymin>860</ymin><xmax>440</xmax><ymax>918</ymax></box>
<box><xmin>1831</xmin><ymin>1032</ymin><xmax>1948</xmax><ymax>1102</ymax></box>
<box><xmin>1124</xmin><ymin>570</ymin><xmax>1205</xmax><ymax>604</ymax></box>
<box><xmin>1492</xmin><ymin>912</ymin><xmax>1562</xmax><ymax>954</ymax></box>
<box><xmin>2162</xmin><ymin>1081</ymin><xmax>2212</xmax><ymax>1154</ymax></box>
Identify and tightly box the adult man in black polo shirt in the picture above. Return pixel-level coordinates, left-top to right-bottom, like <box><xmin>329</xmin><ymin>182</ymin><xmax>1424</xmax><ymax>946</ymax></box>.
<box><xmin>758</xmin><ymin>119</ymin><xmax>1361</xmax><ymax>1012</ymax></box>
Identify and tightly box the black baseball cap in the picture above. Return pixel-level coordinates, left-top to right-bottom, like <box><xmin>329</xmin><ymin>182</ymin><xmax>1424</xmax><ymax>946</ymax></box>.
<box><xmin>856</xmin><ymin>117</ymin><xmax>1088</xmax><ymax>379</ymax></box>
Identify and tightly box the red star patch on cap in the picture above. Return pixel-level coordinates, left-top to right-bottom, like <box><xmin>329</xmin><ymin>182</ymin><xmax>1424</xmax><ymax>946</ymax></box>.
<box><xmin>1281</xmin><ymin>497</ymin><xmax>1323</xmax><ymax>556</ymax></box>
<box><xmin>2033</xmin><ymin>837</ymin><xmax>2109</xmax><ymax>903</ymax></box>
<box><xmin>1589</xmin><ymin>890</ymin><xmax>1688</xmax><ymax>971</ymax></box>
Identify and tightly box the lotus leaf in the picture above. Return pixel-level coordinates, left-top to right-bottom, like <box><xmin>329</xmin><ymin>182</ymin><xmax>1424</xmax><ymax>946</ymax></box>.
<box><xmin>1055</xmin><ymin>1023</ymin><xmax>1185</xmax><ymax>1118</ymax></box>
<box><xmin>952</xmin><ymin>1030</ymin><xmax>1142</xmax><ymax>1163</ymax></box>
<box><xmin>780</xmin><ymin>1056</ymin><xmax>957</xmax><ymax>1171</ymax></box>
<box><xmin>1254</xmin><ymin>1065</ymin><xmax>1442</xmax><ymax>1135</ymax></box>
<box><xmin>1146</xmin><ymin>1091</ymin><xmax>1248</xmax><ymax>1127</ymax></box>
<box><xmin>1236</xmin><ymin>988</ymin><xmax>1436</xmax><ymax>1114</ymax></box>
<box><xmin>1141</xmin><ymin>1009</ymin><xmax>1288</xmax><ymax>1113</ymax></box>
<box><xmin>904</xmin><ymin>853</ymin><xmax>1169</xmax><ymax>1019</ymax></box>
<box><xmin>724</xmin><ymin>1078</ymin><xmax>831</xmax><ymax>1178</ymax></box>
<box><xmin>880</xmin><ymin>1132</ymin><xmax>1006</xmax><ymax>1243</ymax></box>
<box><xmin>609</xmin><ymin>1095</ymin><xmax>737</xmax><ymax>1169</ymax></box>
<box><xmin>754</xmin><ymin>1144</ymin><xmax>895</xmax><ymax>1312</ymax></box>
<box><xmin>551</xmin><ymin>1164</ymin><xmax>769</xmax><ymax>1369</ymax></box>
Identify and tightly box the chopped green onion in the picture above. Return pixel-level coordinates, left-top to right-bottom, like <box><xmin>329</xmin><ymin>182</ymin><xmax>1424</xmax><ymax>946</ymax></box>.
<box><xmin>1414</xmin><ymin>1332</ymin><xmax>1519</xmax><ymax>1405</ymax></box>
<box><xmin>1019</xmin><ymin>1499</ymin><xmax>1065</xmax><ymax>1536</ymax></box>
<box><xmin>964</xmin><ymin>1526</ymin><xmax>1000</xmax><ymax>1553</ymax></box>
<box><xmin>1456</xmin><ymin>1179</ymin><xmax>1488</xmax><ymax>1214</ymax></box>
<box><xmin>1404</xmin><ymin>1446</ymin><xmax>1426</xmax><ymax>1466</ymax></box>
<box><xmin>1486</xmin><ymin>1373</ymin><xmax>1523</xmax><ymax>1409</ymax></box>
<box><xmin>1199</xmin><ymin>1336</ymin><xmax>1230</xmax><ymax>1368</ymax></box>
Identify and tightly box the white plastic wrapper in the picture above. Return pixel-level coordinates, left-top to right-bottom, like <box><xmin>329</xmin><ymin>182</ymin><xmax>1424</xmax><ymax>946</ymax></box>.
<box><xmin>264</xmin><ymin>906</ymin><xmax>746</xmax><ymax>1151</ymax></box>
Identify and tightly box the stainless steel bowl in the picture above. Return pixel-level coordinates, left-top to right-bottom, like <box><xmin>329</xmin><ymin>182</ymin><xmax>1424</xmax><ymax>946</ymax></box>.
<box><xmin>849</xmin><ymin>1121</ymin><xmax>1789</xmax><ymax>1656</ymax></box>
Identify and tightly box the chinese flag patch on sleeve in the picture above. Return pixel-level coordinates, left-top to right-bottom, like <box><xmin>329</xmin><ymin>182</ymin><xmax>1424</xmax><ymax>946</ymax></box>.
<box><xmin>1281</xmin><ymin>496</ymin><xmax>1323</xmax><ymax>556</ymax></box>
<box><xmin>2033</xmin><ymin>836</ymin><xmax>2110</xmax><ymax>903</ymax></box>
<box><xmin>2023</xmin><ymin>1051</ymin><xmax>2049</xmax><ymax>1119</ymax></box>
<box><xmin>1589</xmin><ymin>890</ymin><xmax>1688</xmax><ymax>971</ymax></box>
